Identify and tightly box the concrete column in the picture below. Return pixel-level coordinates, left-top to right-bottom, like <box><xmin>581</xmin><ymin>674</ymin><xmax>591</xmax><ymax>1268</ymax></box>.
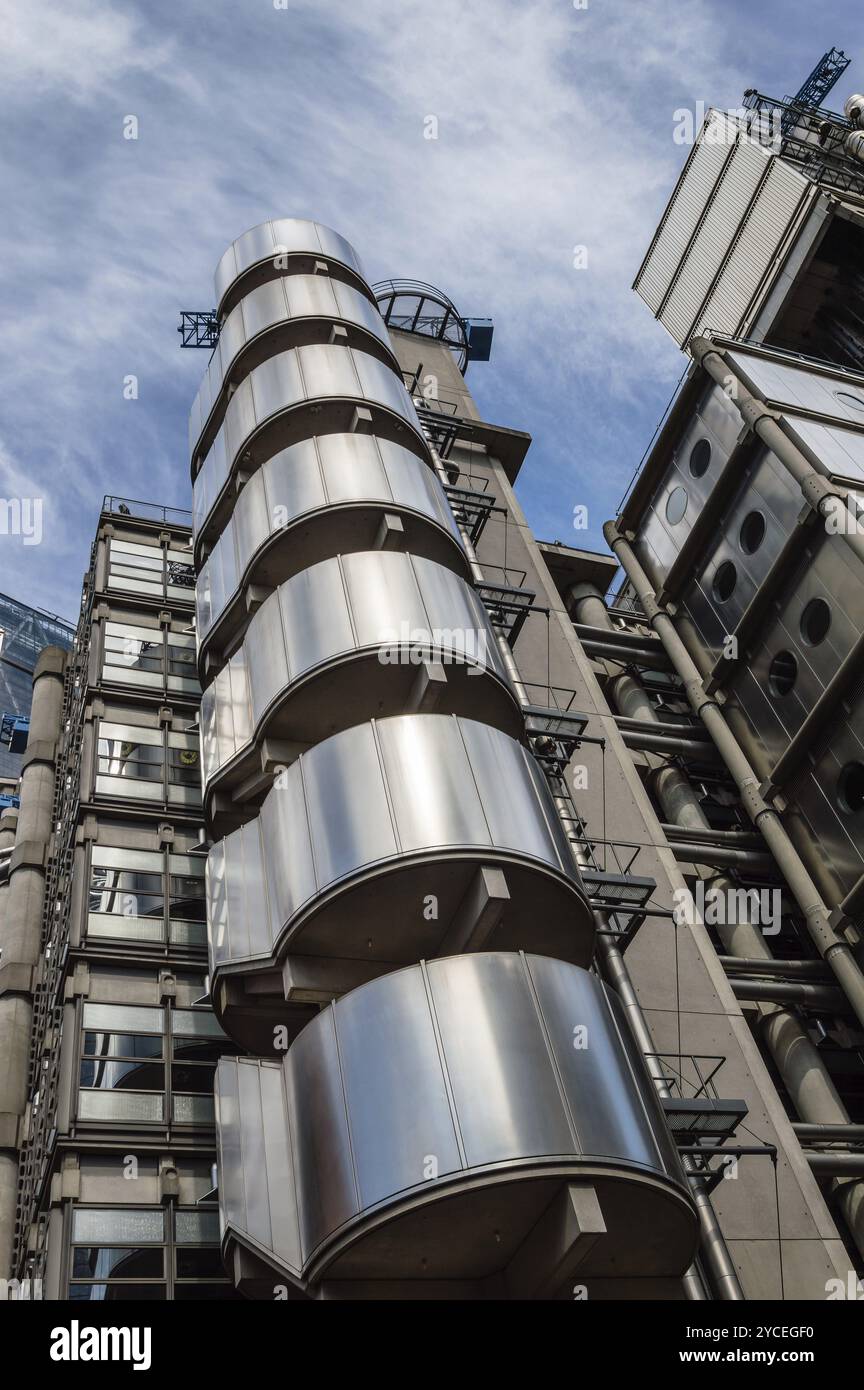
<box><xmin>0</xmin><ymin>646</ymin><xmax>66</xmax><ymax>1278</ymax></box>
<box><xmin>572</xmin><ymin>584</ymin><xmax>864</xmax><ymax>1258</ymax></box>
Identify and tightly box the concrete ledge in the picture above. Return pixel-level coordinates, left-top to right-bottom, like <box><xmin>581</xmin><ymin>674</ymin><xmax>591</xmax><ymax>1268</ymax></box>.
<box><xmin>0</xmin><ymin>961</ymin><xmax>37</xmax><ymax>999</ymax></box>
<box><xmin>20</xmin><ymin>739</ymin><xmax>57</xmax><ymax>772</ymax></box>
<box><xmin>9</xmin><ymin>841</ymin><xmax>48</xmax><ymax>873</ymax></box>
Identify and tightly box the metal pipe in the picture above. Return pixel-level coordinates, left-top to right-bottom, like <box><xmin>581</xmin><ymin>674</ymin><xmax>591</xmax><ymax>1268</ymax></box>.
<box><xmin>0</xmin><ymin>647</ymin><xmax>66</xmax><ymax>1278</ymax></box>
<box><xmin>430</xmin><ymin>458</ymin><xmax>718</xmax><ymax>1299</ymax></box>
<box><xmin>794</xmin><ymin>1124</ymin><xmax>864</xmax><ymax>1142</ymax></box>
<box><xmin>665</xmin><ymin>841</ymin><xmax>775</xmax><ymax>872</ymax></box>
<box><xmin>719</xmin><ymin>956</ymin><xmax>832</xmax><ymax>981</ymax></box>
<box><xmin>807</xmin><ymin>1153</ymin><xmax>864</xmax><ymax>1177</ymax></box>
<box><xmin>603</xmin><ymin>523</ymin><xmax>864</xmax><ymax>1035</ymax></box>
<box><xmin>620</xmin><ymin>730</ymin><xmax>723</xmax><ymax>759</ymax></box>
<box><xmin>730</xmin><ymin>978</ymin><xmax>848</xmax><ymax>1009</ymax></box>
<box><xmin>574</xmin><ymin>582</ymin><xmax>864</xmax><ymax>1263</ymax></box>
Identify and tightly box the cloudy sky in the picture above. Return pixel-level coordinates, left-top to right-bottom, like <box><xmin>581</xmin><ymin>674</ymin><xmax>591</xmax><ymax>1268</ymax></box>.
<box><xmin>1</xmin><ymin>0</ymin><xmax>862</xmax><ymax>619</ymax></box>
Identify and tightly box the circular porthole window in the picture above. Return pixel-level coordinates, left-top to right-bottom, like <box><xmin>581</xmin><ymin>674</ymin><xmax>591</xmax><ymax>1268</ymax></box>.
<box><xmin>768</xmin><ymin>651</ymin><xmax>797</xmax><ymax>696</ymax></box>
<box><xmin>689</xmin><ymin>439</ymin><xmax>712</xmax><ymax>478</ymax></box>
<box><xmin>739</xmin><ymin>511</ymin><xmax>766</xmax><ymax>555</ymax></box>
<box><xmin>666</xmin><ymin>486</ymin><xmax>688</xmax><ymax>525</ymax></box>
<box><xmin>712</xmin><ymin>560</ymin><xmax>737</xmax><ymax>602</ymax></box>
<box><xmin>799</xmin><ymin>597</ymin><xmax>831</xmax><ymax>647</ymax></box>
<box><xmin>837</xmin><ymin>761</ymin><xmax>864</xmax><ymax>814</ymax></box>
<box><xmin>834</xmin><ymin>389</ymin><xmax>864</xmax><ymax>415</ymax></box>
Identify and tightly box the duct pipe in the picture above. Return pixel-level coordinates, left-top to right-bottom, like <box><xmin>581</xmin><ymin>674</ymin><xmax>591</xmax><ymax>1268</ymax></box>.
<box><xmin>730</xmin><ymin>978</ymin><xmax>848</xmax><ymax>1009</ymax></box>
<box><xmin>807</xmin><ymin>1153</ymin><xmax>864</xmax><ymax>1177</ymax></box>
<box><xmin>0</xmin><ymin>647</ymin><xmax>65</xmax><ymax>1278</ymax></box>
<box><xmin>572</xmin><ymin>583</ymin><xmax>864</xmax><ymax>1258</ymax></box>
<box><xmin>603</xmin><ymin>525</ymin><xmax>864</xmax><ymax>1033</ymax></box>
<box><xmin>431</xmin><ymin>508</ymin><xmax>724</xmax><ymax>1300</ymax></box>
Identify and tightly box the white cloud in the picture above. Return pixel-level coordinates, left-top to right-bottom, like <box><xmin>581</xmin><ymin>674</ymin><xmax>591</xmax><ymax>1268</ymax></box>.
<box><xmin>0</xmin><ymin>0</ymin><xmax>831</xmax><ymax>610</ymax></box>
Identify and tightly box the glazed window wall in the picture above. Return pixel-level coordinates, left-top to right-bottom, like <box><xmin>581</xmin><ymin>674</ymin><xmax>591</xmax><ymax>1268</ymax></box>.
<box><xmin>87</xmin><ymin>846</ymin><xmax>206</xmax><ymax>947</ymax></box>
<box><xmin>68</xmin><ymin>1206</ymin><xmax>236</xmax><ymax>1300</ymax></box>
<box><xmin>76</xmin><ymin>1000</ymin><xmax>228</xmax><ymax>1127</ymax></box>
<box><xmin>102</xmin><ymin>621</ymin><xmax>199</xmax><ymax>696</ymax></box>
<box><xmin>95</xmin><ymin>722</ymin><xmax>202</xmax><ymax>808</ymax></box>
<box><xmin>106</xmin><ymin>539</ymin><xmax>196</xmax><ymax>603</ymax></box>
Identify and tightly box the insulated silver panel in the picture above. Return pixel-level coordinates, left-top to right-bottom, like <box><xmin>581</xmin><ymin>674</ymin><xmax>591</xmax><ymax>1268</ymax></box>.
<box><xmin>190</xmin><ymin>275</ymin><xmax>394</xmax><ymax>465</ymax></box>
<box><xmin>214</xmin><ymin>218</ymin><xmax>368</xmax><ymax>316</ymax></box>
<box><xmin>195</xmin><ymin>434</ymin><xmax>464</xmax><ymax>649</ymax></box>
<box><xmin>192</xmin><ymin>346</ymin><xmax>428</xmax><ymax>544</ymax></box>
<box><xmin>215</xmin><ymin>955</ymin><xmax>697</xmax><ymax>1295</ymax></box>
<box><xmin>200</xmin><ymin>553</ymin><xmax>517</xmax><ymax>785</ymax></box>
<box><xmin>206</xmin><ymin>715</ymin><xmax>593</xmax><ymax>978</ymax></box>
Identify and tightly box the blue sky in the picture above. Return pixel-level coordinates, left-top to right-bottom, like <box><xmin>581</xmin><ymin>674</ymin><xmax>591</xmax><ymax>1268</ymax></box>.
<box><xmin>1</xmin><ymin>0</ymin><xmax>862</xmax><ymax>619</ymax></box>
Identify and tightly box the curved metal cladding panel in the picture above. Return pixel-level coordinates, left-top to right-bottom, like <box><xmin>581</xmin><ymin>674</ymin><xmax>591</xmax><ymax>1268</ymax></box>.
<box><xmin>195</xmin><ymin>434</ymin><xmax>466</xmax><ymax>656</ymax></box>
<box><xmin>191</xmin><ymin>344</ymin><xmax>429</xmax><ymax>549</ymax></box>
<box><xmin>214</xmin><ymin>218</ymin><xmax>370</xmax><ymax>318</ymax></box>
<box><xmin>200</xmin><ymin>552</ymin><xmax>520</xmax><ymax>786</ymax></box>
<box><xmin>205</xmin><ymin>715</ymin><xmax>593</xmax><ymax>980</ymax></box>
<box><xmin>215</xmin><ymin>954</ymin><xmax>696</xmax><ymax>1296</ymax></box>
<box><xmin>189</xmin><ymin>276</ymin><xmax>397</xmax><ymax>468</ymax></box>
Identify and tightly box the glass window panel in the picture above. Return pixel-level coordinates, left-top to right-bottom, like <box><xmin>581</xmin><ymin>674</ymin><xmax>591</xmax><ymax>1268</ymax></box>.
<box><xmin>72</xmin><ymin>1248</ymin><xmax>163</xmax><ymax>1280</ymax></box>
<box><xmin>175</xmin><ymin>1209</ymin><xmax>221</xmax><ymax>1244</ymax></box>
<box><xmin>169</xmin><ymin>920</ymin><xmax>207</xmax><ymax>947</ymax></box>
<box><xmin>168</xmin><ymin>746</ymin><xmax>200</xmax><ymax>785</ymax></box>
<box><xmin>175</xmin><ymin>1248</ymin><xmax>225</xmax><ymax>1278</ymax></box>
<box><xmin>174</xmin><ymin>1284</ymin><xmax>237</xmax><ymax>1300</ymax></box>
<box><xmin>171</xmin><ymin>1094</ymin><xmax>215</xmax><ymax>1124</ymax></box>
<box><xmin>82</xmin><ymin>1032</ymin><xmax>163</xmax><ymax>1059</ymax></box>
<box><xmin>69</xmin><ymin>1283</ymin><xmax>165</xmax><ymax>1301</ymax></box>
<box><xmin>172</xmin><ymin>1009</ymin><xmax>226</xmax><ymax>1038</ymax></box>
<box><xmin>78</xmin><ymin>1090</ymin><xmax>164</xmax><ymax>1123</ymax></box>
<box><xmin>171</xmin><ymin>1038</ymin><xmax>224</xmax><ymax>1063</ymax></box>
<box><xmin>71</xmin><ymin>1209</ymin><xmax>165</xmax><ymax>1244</ymax></box>
<box><xmin>82</xmin><ymin>1004</ymin><xmax>164</xmax><ymax>1034</ymax></box>
<box><xmin>80</xmin><ymin>1059</ymin><xmax>165</xmax><ymax>1091</ymax></box>
<box><xmin>171</xmin><ymin>1063</ymin><xmax>215</xmax><ymax>1094</ymax></box>
<box><xmin>168</xmin><ymin>875</ymin><xmax>206</xmax><ymax>920</ymax></box>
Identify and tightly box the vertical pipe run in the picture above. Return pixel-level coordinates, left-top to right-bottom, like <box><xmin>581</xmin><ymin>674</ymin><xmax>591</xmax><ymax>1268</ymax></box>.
<box><xmin>0</xmin><ymin>646</ymin><xmax>66</xmax><ymax>1278</ymax></box>
<box><xmin>571</xmin><ymin>584</ymin><xmax>864</xmax><ymax>1259</ymax></box>
<box><xmin>436</xmin><ymin>463</ymin><xmax>730</xmax><ymax>1299</ymax></box>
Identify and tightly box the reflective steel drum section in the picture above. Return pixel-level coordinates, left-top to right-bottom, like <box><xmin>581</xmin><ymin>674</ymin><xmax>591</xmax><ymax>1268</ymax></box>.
<box><xmin>195</xmin><ymin>434</ymin><xmax>468</xmax><ymax>666</ymax></box>
<box><xmin>189</xmin><ymin>275</ymin><xmax>398</xmax><ymax>469</ymax></box>
<box><xmin>206</xmin><ymin>715</ymin><xmax>595</xmax><ymax>1007</ymax></box>
<box><xmin>192</xmin><ymin>344</ymin><xmax>430</xmax><ymax>551</ymax></box>
<box><xmin>200</xmin><ymin>551</ymin><xmax>522</xmax><ymax>814</ymax></box>
<box><xmin>214</xmin><ymin>218</ymin><xmax>372</xmax><ymax>319</ymax></box>
<box><xmin>215</xmin><ymin>954</ymin><xmax>697</xmax><ymax>1298</ymax></box>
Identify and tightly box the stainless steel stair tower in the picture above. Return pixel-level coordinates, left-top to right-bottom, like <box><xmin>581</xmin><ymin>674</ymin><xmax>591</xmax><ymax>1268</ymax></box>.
<box><xmin>191</xmin><ymin>219</ymin><xmax>700</xmax><ymax>1299</ymax></box>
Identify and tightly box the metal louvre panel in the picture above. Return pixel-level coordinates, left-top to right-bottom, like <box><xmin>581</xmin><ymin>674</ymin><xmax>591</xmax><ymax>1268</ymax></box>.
<box><xmin>635</xmin><ymin>110</ymin><xmax>736</xmax><ymax>313</ymax></box>
<box><xmin>662</xmin><ymin>137</ymin><xmax>771</xmax><ymax>346</ymax></box>
<box><xmin>695</xmin><ymin>159</ymin><xmax>809</xmax><ymax>339</ymax></box>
